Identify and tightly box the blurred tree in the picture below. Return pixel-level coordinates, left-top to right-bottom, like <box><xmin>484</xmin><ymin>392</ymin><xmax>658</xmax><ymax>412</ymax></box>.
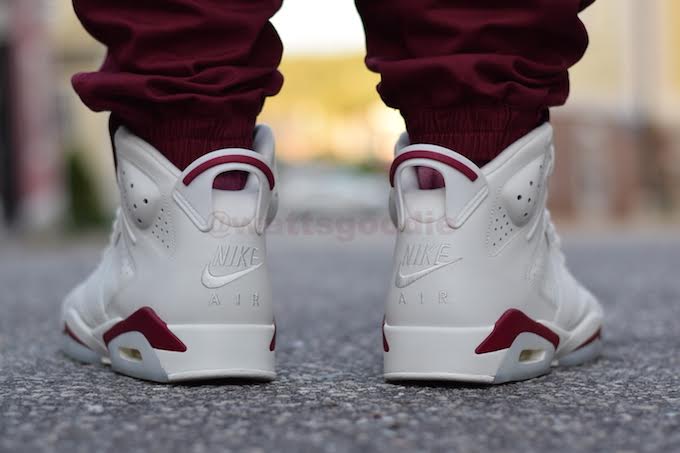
<box><xmin>65</xmin><ymin>146</ymin><xmax>108</xmax><ymax>229</ymax></box>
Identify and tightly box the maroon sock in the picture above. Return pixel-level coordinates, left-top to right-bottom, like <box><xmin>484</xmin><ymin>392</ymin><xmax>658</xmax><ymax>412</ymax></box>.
<box><xmin>111</xmin><ymin>115</ymin><xmax>253</xmax><ymax>190</ymax></box>
<box><xmin>404</xmin><ymin>106</ymin><xmax>547</xmax><ymax>189</ymax></box>
<box><xmin>356</xmin><ymin>0</ymin><xmax>591</xmax><ymax>189</ymax></box>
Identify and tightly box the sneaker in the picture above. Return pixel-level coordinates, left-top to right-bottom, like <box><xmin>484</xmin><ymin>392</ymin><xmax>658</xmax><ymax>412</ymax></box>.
<box><xmin>382</xmin><ymin>123</ymin><xmax>603</xmax><ymax>384</ymax></box>
<box><xmin>61</xmin><ymin>126</ymin><xmax>279</xmax><ymax>383</ymax></box>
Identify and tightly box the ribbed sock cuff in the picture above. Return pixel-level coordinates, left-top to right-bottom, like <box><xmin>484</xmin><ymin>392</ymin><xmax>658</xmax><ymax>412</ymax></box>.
<box><xmin>115</xmin><ymin>115</ymin><xmax>256</xmax><ymax>171</ymax></box>
<box><xmin>402</xmin><ymin>105</ymin><xmax>548</xmax><ymax>167</ymax></box>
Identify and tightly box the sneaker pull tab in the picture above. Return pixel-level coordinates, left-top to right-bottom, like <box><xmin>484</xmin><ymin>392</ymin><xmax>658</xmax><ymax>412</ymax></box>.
<box><xmin>173</xmin><ymin>149</ymin><xmax>276</xmax><ymax>234</ymax></box>
<box><xmin>390</xmin><ymin>144</ymin><xmax>488</xmax><ymax>230</ymax></box>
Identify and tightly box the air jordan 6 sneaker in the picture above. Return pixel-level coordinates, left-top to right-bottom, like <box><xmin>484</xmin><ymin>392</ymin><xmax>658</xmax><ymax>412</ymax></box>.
<box><xmin>383</xmin><ymin>123</ymin><xmax>603</xmax><ymax>384</ymax></box>
<box><xmin>61</xmin><ymin>126</ymin><xmax>278</xmax><ymax>382</ymax></box>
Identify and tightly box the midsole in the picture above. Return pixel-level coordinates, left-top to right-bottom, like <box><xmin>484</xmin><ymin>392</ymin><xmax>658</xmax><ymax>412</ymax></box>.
<box><xmin>65</xmin><ymin>307</ymin><xmax>276</xmax><ymax>360</ymax></box>
<box><xmin>383</xmin><ymin>309</ymin><xmax>601</xmax><ymax>378</ymax></box>
<box><xmin>147</xmin><ymin>324</ymin><xmax>275</xmax><ymax>377</ymax></box>
<box><xmin>383</xmin><ymin>323</ymin><xmax>506</xmax><ymax>377</ymax></box>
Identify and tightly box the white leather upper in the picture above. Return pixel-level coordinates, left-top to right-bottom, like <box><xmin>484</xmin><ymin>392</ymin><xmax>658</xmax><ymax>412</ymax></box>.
<box><xmin>62</xmin><ymin>126</ymin><xmax>279</xmax><ymax>345</ymax></box>
<box><xmin>386</xmin><ymin>124</ymin><xmax>602</xmax><ymax>336</ymax></box>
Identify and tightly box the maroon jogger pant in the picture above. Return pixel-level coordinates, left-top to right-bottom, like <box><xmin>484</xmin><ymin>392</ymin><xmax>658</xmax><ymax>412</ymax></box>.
<box><xmin>71</xmin><ymin>0</ymin><xmax>596</xmax><ymax>170</ymax></box>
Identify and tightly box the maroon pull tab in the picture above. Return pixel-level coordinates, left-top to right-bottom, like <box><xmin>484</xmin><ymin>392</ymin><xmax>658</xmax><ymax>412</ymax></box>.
<box><xmin>182</xmin><ymin>155</ymin><xmax>275</xmax><ymax>189</ymax></box>
<box><xmin>389</xmin><ymin>150</ymin><xmax>478</xmax><ymax>186</ymax></box>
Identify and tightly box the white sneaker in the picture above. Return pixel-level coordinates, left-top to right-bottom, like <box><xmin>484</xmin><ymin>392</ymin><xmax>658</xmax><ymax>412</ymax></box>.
<box><xmin>383</xmin><ymin>123</ymin><xmax>603</xmax><ymax>384</ymax></box>
<box><xmin>61</xmin><ymin>126</ymin><xmax>279</xmax><ymax>383</ymax></box>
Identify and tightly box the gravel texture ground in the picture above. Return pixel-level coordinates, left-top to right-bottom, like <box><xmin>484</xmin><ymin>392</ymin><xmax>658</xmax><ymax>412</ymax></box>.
<box><xmin>1</xmin><ymin>229</ymin><xmax>679</xmax><ymax>452</ymax></box>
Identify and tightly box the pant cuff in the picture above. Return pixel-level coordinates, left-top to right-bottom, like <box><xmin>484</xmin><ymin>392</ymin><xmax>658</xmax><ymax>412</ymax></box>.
<box><xmin>401</xmin><ymin>105</ymin><xmax>548</xmax><ymax>165</ymax></box>
<box><xmin>114</xmin><ymin>114</ymin><xmax>256</xmax><ymax>171</ymax></box>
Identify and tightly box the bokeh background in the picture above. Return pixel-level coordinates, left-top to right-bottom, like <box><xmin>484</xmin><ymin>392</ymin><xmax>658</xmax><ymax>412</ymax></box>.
<box><xmin>0</xmin><ymin>0</ymin><xmax>679</xmax><ymax>236</ymax></box>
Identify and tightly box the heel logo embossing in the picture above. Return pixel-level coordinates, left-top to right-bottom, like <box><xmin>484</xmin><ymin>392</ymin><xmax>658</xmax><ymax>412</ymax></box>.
<box><xmin>201</xmin><ymin>244</ymin><xmax>262</xmax><ymax>289</ymax></box>
<box><xmin>395</xmin><ymin>258</ymin><xmax>462</xmax><ymax>288</ymax></box>
<box><xmin>396</xmin><ymin>243</ymin><xmax>461</xmax><ymax>288</ymax></box>
<box><xmin>202</xmin><ymin>262</ymin><xmax>263</xmax><ymax>289</ymax></box>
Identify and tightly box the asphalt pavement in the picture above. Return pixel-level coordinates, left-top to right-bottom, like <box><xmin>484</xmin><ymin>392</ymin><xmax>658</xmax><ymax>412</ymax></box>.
<box><xmin>1</xmin><ymin>227</ymin><xmax>679</xmax><ymax>452</ymax></box>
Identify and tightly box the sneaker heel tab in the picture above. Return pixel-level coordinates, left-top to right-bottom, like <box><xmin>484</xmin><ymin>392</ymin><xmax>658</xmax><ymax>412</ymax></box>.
<box><xmin>173</xmin><ymin>148</ymin><xmax>276</xmax><ymax>233</ymax></box>
<box><xmin>390</xmin><ymin>143</ymin><xmax>484</xmax><ymax>186</ymax></box>
<box><xmin>389</xmin><ymin>143</ymin><xmax>488</xmax><ymax>231</ymax></box>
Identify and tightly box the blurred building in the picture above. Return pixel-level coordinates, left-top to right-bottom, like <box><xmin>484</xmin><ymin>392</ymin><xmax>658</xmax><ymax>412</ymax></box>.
<box><xmin>551</xmin><ymin>0</ymin><xmax>680</xmax><ymax>224</ymax></box>
<box><xmin>1</xmin><ymin>0</ymin><xmax>679</xmax><ymax>230</ymax></box>
<box><xmin>0</xmin><ymin>0</ymin><xmax>62</xmax><ymax>231</ymax></box>
<box><xmin>0</xmin><ymin>1</ymin><xmax>10</xmax><ymax>230</ymax></box>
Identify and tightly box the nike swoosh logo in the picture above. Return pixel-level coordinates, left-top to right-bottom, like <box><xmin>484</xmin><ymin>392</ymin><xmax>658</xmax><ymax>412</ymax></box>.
<box><xmin>395</xmin><ymin>257</ymin><xmax>462</xmax><ymax>288</ymax></box>
<box><xmin>201</xmin><ymin>262</ymin><xmax>263</xmax><ymax>289</ymax></box>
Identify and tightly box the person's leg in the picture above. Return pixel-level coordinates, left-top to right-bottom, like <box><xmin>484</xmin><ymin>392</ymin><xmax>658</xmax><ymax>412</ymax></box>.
<box><xmin>61</xmin><ymin>1</ymin><xmax>283</xmax><ymax>382</ymax></box>
<box><xmin>367</xmin><ymin>1</ymin><xmax>604</xmax><ymax>384</ymax></box>
<box><xmin>356</xmin><ymin>0</ymin><xmax>595</xmax><ymax>187</ymax></box>
<box><xmin>72</xmin><ymin>0</ymin><xmax>283</xmax><ymax>172</ymax></box>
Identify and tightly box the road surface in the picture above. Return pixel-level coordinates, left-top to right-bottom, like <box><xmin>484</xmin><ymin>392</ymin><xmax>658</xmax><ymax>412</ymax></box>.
<box><xmin>1</xmin><ymin>229</ymin><xmax>679</xmax><ymax>452</ymax></box>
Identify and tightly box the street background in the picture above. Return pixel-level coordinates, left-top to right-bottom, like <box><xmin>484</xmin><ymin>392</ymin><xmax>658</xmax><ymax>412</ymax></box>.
<box><xmin>0</xmin><ymin>1</ymin><xmax>679</xmax><ymax>452</ymax></box>
<box><xmin>0</xmin><ymin>0</ymin><xmax>680</xmax><ymax>230</ymax></box>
